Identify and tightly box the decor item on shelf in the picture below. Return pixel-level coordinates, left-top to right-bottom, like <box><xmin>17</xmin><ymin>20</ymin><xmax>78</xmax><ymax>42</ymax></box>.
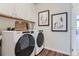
<box><xmin>7</xmin><ymin>27</ymin><xmax>11</xmax><ymax>31</ymax></box>
<box><xmin>11</xmin><ymin>28</ymin><xmax>15</xmax><ymax>31</ymax></box>
<box><xmin>38</xmin><ymin>10</ymin><xmax>49</xmax><ymax>26</ymax></box>
<box><xmin>15</xmin><ymin>21</ymin><xmax>28</xmax><ymax>32</ymax></box>
<box><xmin>51</xmin><ymin>12</ymin><xmax>68</xmax><ymax>32</ymax></box>
<box><xmin>28</xmin><ymin>23</ymin><xmax>35</xmax><ymax>31</ymax></box>
<box><xmin>7</xmin><ymin>27</ymin><xmax>15</xmax><ymax>31</ymax></box>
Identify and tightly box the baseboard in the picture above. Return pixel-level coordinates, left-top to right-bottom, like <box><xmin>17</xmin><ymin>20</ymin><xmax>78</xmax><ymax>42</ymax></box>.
<box><xmin>45</xmin><ymin>47</ymin><xmax>70</xmax><ymax>55</ymax></box>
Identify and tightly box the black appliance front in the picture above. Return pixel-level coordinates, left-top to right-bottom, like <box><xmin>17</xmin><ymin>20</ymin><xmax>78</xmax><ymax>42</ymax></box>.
<box><xmin>15</xmin><ymin>34</ymin><xmax>35</xmax><ymax>56</ymax></box>
<box><xmin>36</xmin><ymin>32</ymin><xmax>44</xmax><ymax>47</ymax></box>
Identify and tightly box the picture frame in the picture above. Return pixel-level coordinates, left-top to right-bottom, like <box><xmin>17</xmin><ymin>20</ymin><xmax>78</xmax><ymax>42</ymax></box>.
<box><xmin>38</xmin><ymin>10</ymin><xmax>49</xmax><ymax>26</ymax></box>
<box><xmin>51</xmin><ymin>12</ymin><xmax>68</xmax><ymax>32</ymax></box>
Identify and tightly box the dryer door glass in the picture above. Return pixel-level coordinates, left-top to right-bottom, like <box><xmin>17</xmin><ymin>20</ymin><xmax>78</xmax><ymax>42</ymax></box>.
<box><xmin>37</xmin><ymin>32</ymin><xmax>44</xmax><ymax>47</ymax></box>
<box><xmin>15</xmin><ymin>34</ymin><xmax>35</xmax><ymax>56</ymax></box>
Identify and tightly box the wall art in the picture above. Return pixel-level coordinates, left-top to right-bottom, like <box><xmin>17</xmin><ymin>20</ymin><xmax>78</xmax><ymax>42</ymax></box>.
<box><xmin>51</xmin><ymin>12</ymin><xmax>68</xmax><ymax>32</ymax></box>
<box><xmin>38</xmin><ymin>10</ymin><xmax>49</xmax><ymax>26</ymax></box>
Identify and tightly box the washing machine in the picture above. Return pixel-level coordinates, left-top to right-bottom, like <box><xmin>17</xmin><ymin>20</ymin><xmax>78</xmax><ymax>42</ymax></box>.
<box><xmin>2</xmin><ymin>31</ymin><xmax>35</xmax><ymax>56</ymax></box>
<box><xmin>35</xmin><ymin>30</ymin><xmax>44</xmax><ymax>55</ymax></box>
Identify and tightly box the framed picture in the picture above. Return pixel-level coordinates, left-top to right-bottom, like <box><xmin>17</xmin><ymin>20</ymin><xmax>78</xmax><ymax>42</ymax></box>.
<box><xmin>51</xmin><ymin>12</ymin><xmax>68</xmax><ymax>32</ymax></box>
<box><xmin>38</xmin><ymin>10</ymin><xmax>49</xmax><ymax>26</ymax></box>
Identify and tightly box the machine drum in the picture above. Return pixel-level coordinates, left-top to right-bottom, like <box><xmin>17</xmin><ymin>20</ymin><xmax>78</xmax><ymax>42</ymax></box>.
<box><xmin>15</xmin><ymin>34</ymin><xmax>35</xmax><ymax>56</ymax></box>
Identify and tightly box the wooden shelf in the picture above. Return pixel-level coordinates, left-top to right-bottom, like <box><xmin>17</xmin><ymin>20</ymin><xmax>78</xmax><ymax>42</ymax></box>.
<box><xmin>0</xmin><ymin>13</ymin><xmax>35</xmax><ymax>23</ymax></box>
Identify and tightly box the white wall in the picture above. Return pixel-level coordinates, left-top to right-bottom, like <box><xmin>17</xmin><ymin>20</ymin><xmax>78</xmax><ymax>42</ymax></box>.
<box><xmin>0</xmin><ymin>3</ymin><xmax>35</xmax><ymax>31</ymax></box>
<box><xmin>0</xmin><ymin>17</ymin><xmax>15</xmax><ymax>30</ymax></box>
<box><xmin>0</xmin><ymin>3</ymin><xmax>16</xmax><ymax>16</ymax></box>
<box><xmin>35</xmin><ymin>3</ymin><xmax>72</xmax><ymax>55</ymax></box>
<box><xmin>15</xmin><ymin>3</ymin><xmax>36</xmax><ymax>21</ymax></box>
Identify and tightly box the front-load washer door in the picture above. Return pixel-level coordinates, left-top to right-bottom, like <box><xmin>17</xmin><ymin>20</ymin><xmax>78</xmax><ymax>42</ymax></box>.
<box><xmin>37</xmin><ymin>32</ymin><xmax>44</xmax><ymax>47</ymax></box>
<box><xmin>15</xmin><ymin>34</ymin><xmax>35</xmax><ymax>56</ymax></box>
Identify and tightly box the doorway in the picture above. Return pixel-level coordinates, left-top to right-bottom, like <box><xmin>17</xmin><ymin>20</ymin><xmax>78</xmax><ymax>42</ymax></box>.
<box><xmin>75</xmin><ymin>16</ymin><xmax>79</xmax><ymax>55</ymax></box>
